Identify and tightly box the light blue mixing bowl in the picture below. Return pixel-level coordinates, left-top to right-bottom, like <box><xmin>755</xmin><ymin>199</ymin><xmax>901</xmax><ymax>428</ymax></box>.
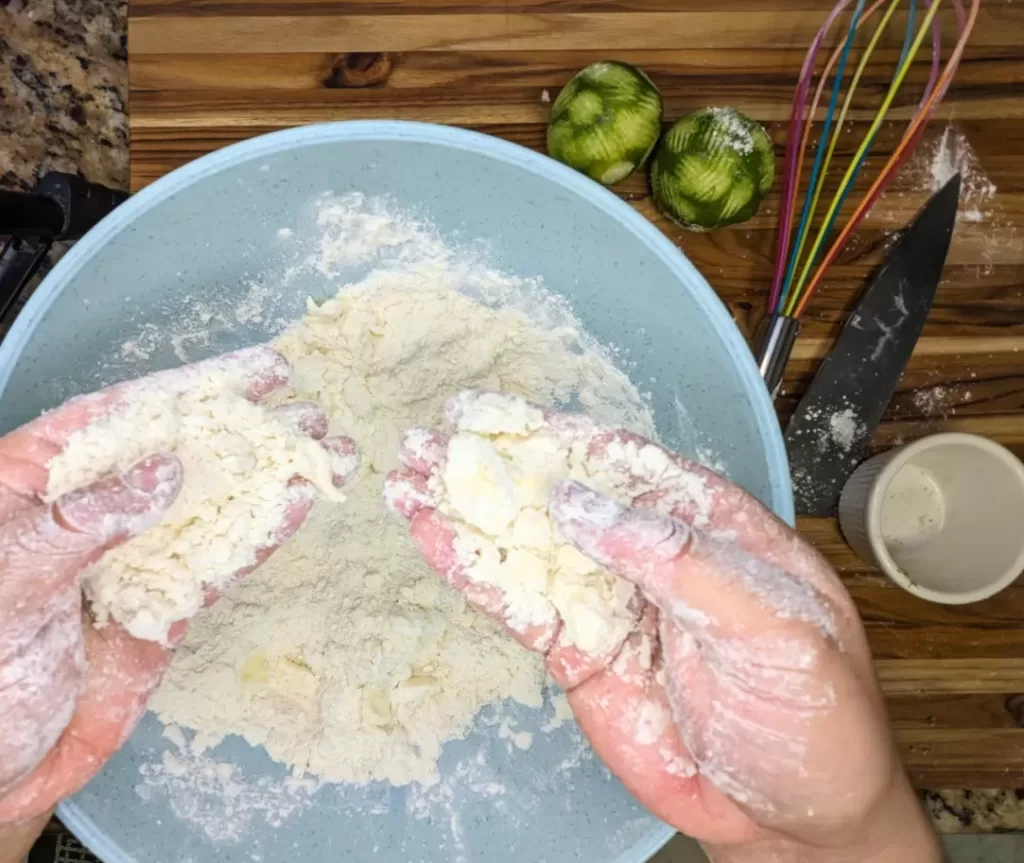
<box><xmin>0</xmin><ymin>122</ymin><xmax>791</xmax><ymax>863</ymax></box>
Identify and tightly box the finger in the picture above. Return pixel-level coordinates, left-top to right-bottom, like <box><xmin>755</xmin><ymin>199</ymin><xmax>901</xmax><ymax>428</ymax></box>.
<box><xmin>0</xmin><ymin>619</ymin><xmax>171</xmax><ymax>824</ymax></box>
<box><xmin>165</xmin><ymin>478</ymin><xmax>318</xmax><ymax>646</ymax></box>
<box><xmin>567</xmin><ymin>611</ymin><xmax>761</xmax><ymax>844</ymax></box>
<box><xmin>398</xmin><ymin>427</ymin><xmax>448</xmax><ymax>477</ymax></box>
<box><xmin>272</xmin><ymin>402</ymin><xmax>328</xmax><ymax>439</ymax></box>
<box><xmin>383</xmin><ymin>429</ymin><xmax>447</xmax><ymax>518</ymax></box>
<box><xmin>545</xmin><ymin>590</ymin><xmax>645</xmax><ymax>691</ymax></box>
<box><xmin>581</xmin><ymin>430</ymin><xmax>723</xmax><ymax>526</ymax></box>
<box><xmin>319</xmin><ymin>436</ymin><xmax>360</xmax><ymax>488</ymax></box>
<box><xmin>571</xmin><ymin>639</ymin><xmax>694</xmax><ymax>789</ymax></box>
<box><xmin>408</xmin><ymin>508</ymin><xmax>560</xmax><ymax>653</ymax></box>
<box><xmin>0</xmin><ymin>391</ymin><xmax>124</xmax><ymax>511</ymax></box>
<box><xmin>0</xmin><ymin>348</ymin><xmax>289</xmax><ymax>513</ymax></box>
<box><xmin>0</xmin><ymin>455</ymin><xmax>182</xmax><ymax>666</ymax></box>
<box><xmin>582</xmin><ymin>430</ymin><xmax>848</xmax><ymax>608</ymax></box>
<box><xmin>0</xmin><ymin>589</ymin><xmax>83</xmax><ymax>797</ymax></box>
<box><xmin>127</xmin><ymin>345</ymin><xmax>291</xmax><ymax>404</ymax></box>
<box><xmin>550</xmin><ymin>481</ymin><xmax>839</xmax><ymax>644</ymax></box>
<box><xmin>383</xmin><ymin>467</ymin><xmax>441</xmax><ymax>521</ymax></box>
<box><xmin>546</xmin><ymin>638</ymin><xmax>621</xmax><ymax>691</ymax></box>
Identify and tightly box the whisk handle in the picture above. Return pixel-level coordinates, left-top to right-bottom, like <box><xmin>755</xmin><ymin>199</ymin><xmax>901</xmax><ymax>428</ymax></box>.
<box><xmin>756</xmin><ymin>313</ymin><xmax>801</xmax><ymax>400</ymax></box>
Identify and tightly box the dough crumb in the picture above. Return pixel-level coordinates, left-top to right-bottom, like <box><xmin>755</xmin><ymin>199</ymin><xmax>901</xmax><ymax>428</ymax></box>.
<box><xmin>436</xmin><ymin>393</ymin><xmax>639</xmax><ymax>655</ymax></box>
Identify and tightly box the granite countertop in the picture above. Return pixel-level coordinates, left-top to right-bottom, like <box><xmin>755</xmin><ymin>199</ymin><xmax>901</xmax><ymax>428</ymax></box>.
<box><xmin>1</xmin><ymin>0</ymin><xmax>1022</xmax><ymax>843</ymax></box>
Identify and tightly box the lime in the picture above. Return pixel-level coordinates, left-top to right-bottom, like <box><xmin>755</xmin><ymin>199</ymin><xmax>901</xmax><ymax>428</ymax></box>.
<box><xmin>547</xmin><ymin>61</ymin><xmax>663</xmax><ymax>186</ymax></box>
<box><xmin>651</xmin><ymin>107</ymin><xmax>775</xmax><ymax>231</ymax></box>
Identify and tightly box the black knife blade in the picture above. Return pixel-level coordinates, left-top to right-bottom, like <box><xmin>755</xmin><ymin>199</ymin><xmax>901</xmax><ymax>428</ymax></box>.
<box><xmin>785</xmin><ymin>173</ymin><xmax>961</xmax><ymax>516</ymax></box>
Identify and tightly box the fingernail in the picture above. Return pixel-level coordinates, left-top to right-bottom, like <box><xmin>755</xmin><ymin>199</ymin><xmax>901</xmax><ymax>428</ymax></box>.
<box><xmin>550</xmin><ymin>480</ymin><xmax>689</xmax><ymax>571</ymax></box>
<box><xmin>320</xmin><ymin>436</ymin><xmax>361</xmax><ymax>487</ymax></box>
<box><xmin>121</xmin><ymin>454</ymin><xmax>183</xmax><ymax>496</ymax></box>
<box><xmin>400</xmin><ymin>427</ymin><xmax>447</xmax><ymax>474</ymax></box>
<box><xmin>274</xmin><ymin>402</ymin><xmax>328</xmax><ymax>439</ymax></box>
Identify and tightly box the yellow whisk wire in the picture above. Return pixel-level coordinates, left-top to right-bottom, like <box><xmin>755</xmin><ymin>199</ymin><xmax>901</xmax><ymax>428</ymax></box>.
<box><xmin>795</xmin><ymin>0</ymin><xmax>980</xmax><ymax>319</ymax></box>
<box><xmin>782</xmin><ymin>0</ymin><xmax>904</xmax><ymax>316</ymax></box>
<box><xmin>785</xmin><ymin>0</ymin><xmax>944</xmax><ymax>316</ymax></box>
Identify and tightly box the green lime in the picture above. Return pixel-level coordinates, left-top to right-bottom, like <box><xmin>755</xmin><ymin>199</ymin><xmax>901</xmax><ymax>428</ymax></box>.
<box><xmin>547</xmin><ymin>61</ymin><xmax>663</xmax><ymax>186</ymax></box>
<box><xmin>651</xmin><ymin>107</ymin><xmax>775</xmax><ymax>231</ymax></box>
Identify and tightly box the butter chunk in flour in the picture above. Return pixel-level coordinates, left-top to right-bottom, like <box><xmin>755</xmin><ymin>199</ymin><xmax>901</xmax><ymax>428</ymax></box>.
<box><xmin>440</xmin><ymin>393</ymin><xmax>638</xmax><ymax>655</ymax></box>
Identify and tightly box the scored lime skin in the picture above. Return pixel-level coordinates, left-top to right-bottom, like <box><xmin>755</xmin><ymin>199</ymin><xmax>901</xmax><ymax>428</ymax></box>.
<box><xmin>652</xmin><ymin>107</ymin><xmax>776</xmax><ymax>232</ymax></box>
<box><xmin>548</xmin><ymin>61</ymin><xmax>664</xmax><ymax>186</ymax></box>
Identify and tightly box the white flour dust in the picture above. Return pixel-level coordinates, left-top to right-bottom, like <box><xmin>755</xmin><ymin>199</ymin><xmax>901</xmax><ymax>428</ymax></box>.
<box><xmin>827</xmin><ymin>407</ymin><xmax>861</xmax><ymax>454</ymax></box>
<box><xmin>924</xmin><ymin>125</ymin><xmax>997</xmax><ymax>222</ymax></box>
<box><xmin>708</xmin><ymin>107</ymin><xmax>755</xmax><ymax>156</ymax></box>
<box><xmin>116</xmin><ymin>193</ymin><xmax>658</xmax><ymax>839</ymax></box>
<box><xmin>136</xmin><ymin>726</ymin><xmax>318</xmax><ymax>843</ymax></box>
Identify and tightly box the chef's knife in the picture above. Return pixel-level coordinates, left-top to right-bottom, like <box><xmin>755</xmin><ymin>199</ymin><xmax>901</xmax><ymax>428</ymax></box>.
<box><xmin>785</xmin><ymin>172</ymin><xmax>961</xmax><ymax>517</ymax></box>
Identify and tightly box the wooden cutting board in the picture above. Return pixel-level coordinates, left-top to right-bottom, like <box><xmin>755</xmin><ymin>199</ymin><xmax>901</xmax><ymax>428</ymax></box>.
<box><xmin>128</xmin><ymin>0</ymin><xmax>1024</xmax><ymax>788</ymax></box>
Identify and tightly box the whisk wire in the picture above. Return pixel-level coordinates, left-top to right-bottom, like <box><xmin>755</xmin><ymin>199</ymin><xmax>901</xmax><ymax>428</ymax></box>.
<box><xmin>775</xmin><ymin>0</ymin><xmax>868</xmax><ymax>315</ymax></box>
<box><xmin>793</xmin><ymin>0</ymin><xmax>980</xmax><ymax>319</ymax></box>
<box><xmin>768</xmin><ymin>0</ymin><xmax>979</xmax><ymax>323</ymax></box>
<box><xmin>785</xmin><ymin>0</ymin><xmax>941</xmax><ymax>316</ymax></box>
<box><xmin>780</xmin><ymin>0</ymin><xmax>904</xmax><ymax>317</ymax></box>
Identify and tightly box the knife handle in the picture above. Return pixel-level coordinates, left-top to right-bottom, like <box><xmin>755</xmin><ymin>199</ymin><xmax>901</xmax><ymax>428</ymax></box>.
<box><xmin>756</xmin><ymin>313</ymin><xmax>801</xmax><ymax>399</ymax></box>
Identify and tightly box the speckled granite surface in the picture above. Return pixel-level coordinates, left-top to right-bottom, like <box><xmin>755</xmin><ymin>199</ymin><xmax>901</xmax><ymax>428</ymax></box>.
<box><xmin>1</xmin><ymin>0</ymin><xmax>1022</xmax><ymax>841</ymax></box>
<box><xmin>1</xmin><ymin>0</ymin><xmax>127</xmax><ymax>192</ymax></box>
<box><xmin>0</xmin><ymin>0</ymin><xmax>128</xmax><ymax>301</ymax></box>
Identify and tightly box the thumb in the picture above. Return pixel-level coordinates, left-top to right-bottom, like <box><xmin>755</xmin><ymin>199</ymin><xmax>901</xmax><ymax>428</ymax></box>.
<box><xmin>53</xmin><ymin>453</ymin><xmax>183</xmax><ymax>548</ymax></box>
<box><xmin>0</xmin><ymin>454</ymin><xmax>182</xmax><ymax>663</ymax></box>
<box><xmin>549</xmin><ymin>480</ymin><xmax>838</xmax><ymax>643</ymax></box>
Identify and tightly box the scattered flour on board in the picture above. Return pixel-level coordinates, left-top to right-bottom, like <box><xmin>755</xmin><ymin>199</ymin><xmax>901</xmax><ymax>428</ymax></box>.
<box><xmin>787</xmin><ymin>401</ymin><xmax>866</xmax><ymax>506</ymax></box>
<box><xmin>911</xmin><ymin>384</ymin><xmax>972</xmax><ymax>418</ymax></box>
<box><xmin>924</xmin><ymin>125</ymin><xmax>997</xmax><ymax>222</ymax></box>
<box><xmin>905</xmin><ymin>125</ymin><xmax>1021</xmax><ymax>276</ymax></box>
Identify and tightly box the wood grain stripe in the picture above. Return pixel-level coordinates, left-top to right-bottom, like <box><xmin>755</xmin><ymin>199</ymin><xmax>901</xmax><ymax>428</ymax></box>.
<box><xmin>130</xmin><ymin>47</ymin><xmax>1024</xmax><ymax>92</ymax></box>
<box><xmin>130</xmin><ymin>0</ymin><xmax>916</xmax><ymax>15</ymax></box>
<box><xmin>877</xmin><ymin>660</ymin><xmax>1024</xmax><ymax>695</ymax></box>
<box><xmin>897</xmin><ymin>729</ymin><xmax>1024</xmax><ymax>787</ymax></box>
<box><xmin>129</xmin><ymin>11</ymin><xmax>1024</xmax><ymax>55</ymax></box>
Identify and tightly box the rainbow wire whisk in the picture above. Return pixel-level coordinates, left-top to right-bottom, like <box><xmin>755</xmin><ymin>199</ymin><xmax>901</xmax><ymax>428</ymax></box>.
<box><xmin>757</xmin><ymin>0</ymin><xmax>980</xmax><ymax>398</ymax></box>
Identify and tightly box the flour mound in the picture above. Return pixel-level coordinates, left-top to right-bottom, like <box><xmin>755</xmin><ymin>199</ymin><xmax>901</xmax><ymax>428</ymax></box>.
<box><xmin>149</xmin><ymin>194</ymin><xmax>653</xmax><ymax>788</ymax></box>
<box><xmin>46</xmin><ymin>355</ymin><xmax>346</xmax><ymax>643</ymax></box>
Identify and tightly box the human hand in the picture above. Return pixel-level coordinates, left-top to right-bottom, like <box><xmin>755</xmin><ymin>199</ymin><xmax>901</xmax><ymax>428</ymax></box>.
<box><xmin>384</xmin><ymin>391</ymin><xmax>939</xmax><ymax>862</ymax></box>
<box><xmin>0</xmin><ymin>347</ymin><xmax>358</xmax><ymax>827</ymax></box>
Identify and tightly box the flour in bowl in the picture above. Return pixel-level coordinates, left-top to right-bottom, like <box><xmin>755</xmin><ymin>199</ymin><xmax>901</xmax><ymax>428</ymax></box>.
<box><xmin>149</xmin><ymin>195</ymin><xmax>654</xmax><ymax>787</ymax></box>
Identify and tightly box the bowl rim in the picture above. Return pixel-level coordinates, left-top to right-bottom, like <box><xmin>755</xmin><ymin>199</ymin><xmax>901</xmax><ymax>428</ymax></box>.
<box><xmin>864</xmin><ymin>432</ymin><xmax>1024</xmax><ymax>605</ymax></box>
<box><xmin>0</xmin><ymin>120</ymin><xmax>792</xmax><ymax>524</ymax></box>
<box><xmin>0</xmin><ymin>120</ymin><xmax>792</xmax><ymax>863</ymax></box>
